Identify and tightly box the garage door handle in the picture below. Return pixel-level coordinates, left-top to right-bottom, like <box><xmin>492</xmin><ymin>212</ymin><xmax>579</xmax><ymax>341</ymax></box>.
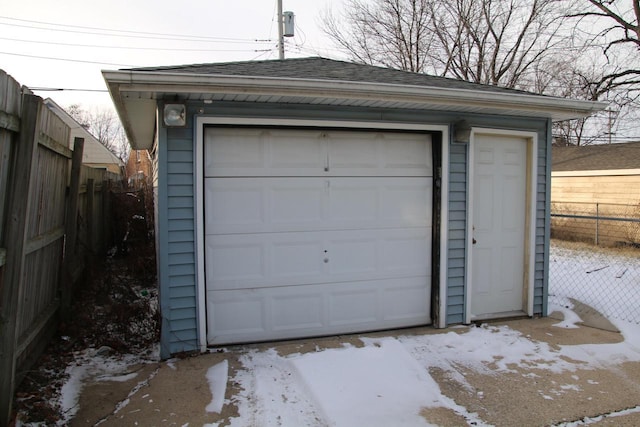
<box><xmin>324</xmin><ymin>258</ymin><xmax>329</xmax><ymax>263</ymax></box>
<box><xmin>472</xmin><ymin>238</ymin><xmax>477</xmax><ymax>245</ymax></box>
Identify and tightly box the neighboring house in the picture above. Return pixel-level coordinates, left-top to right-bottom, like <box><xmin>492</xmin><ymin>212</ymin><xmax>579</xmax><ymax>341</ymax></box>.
<box><xmin>551</xmin><ymin>142</ymin><xmax>640</xmax><ymax>245</ymax></box>
<box><xmin>552</xmin><ymin>142</ymin><xmax>640</xmax><ymax>205</ymax></box>
<box><xmin>103</xmin><ymin>57</ymin><xmax>604</xmax><ymax>358</ymax></box>
<box><xmin>44</xmin><ymin>98</ymin><xmax>124</xmax><ymax>175</ymax></box>
<box><xmin>125</xmin><ymin>149</ymin><xmax>153</xmax><ymax>188</ymax></box>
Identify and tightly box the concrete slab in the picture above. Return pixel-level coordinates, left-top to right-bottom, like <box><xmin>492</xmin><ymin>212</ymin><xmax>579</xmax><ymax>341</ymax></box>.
<box><xmin>69</xmin><ymin>316</ymin><xmax>640</xmax><ymax>427</ymax></box>
<box><xmin>549</xmin><ymin>299</ymin><xmax>620</xmax><ymax>333</ymax></box>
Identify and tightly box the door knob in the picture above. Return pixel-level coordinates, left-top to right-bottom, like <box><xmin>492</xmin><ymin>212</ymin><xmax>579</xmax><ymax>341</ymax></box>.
<box><xmin>472</xmin><ymin>238</ymin><xmax>477</xmax><ymax>245</ymax></box>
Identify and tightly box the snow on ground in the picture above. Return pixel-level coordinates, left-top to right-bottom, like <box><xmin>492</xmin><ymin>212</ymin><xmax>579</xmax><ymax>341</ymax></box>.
<box><xmin>549</xmin><ymin>243</ymin><xmax>640</xmax><ymax>324</ymax></box>
<box><xmin>212</xmin><ymin>244</ymin><xmax>640</xmax><ymax>426</ymax></box>
<box><xmin>49</xmin><ymin>243</ymin><xmax>639</xmax><ymax>426</ymax></box>
<box><xmin>215</xmin><ymin>315</ymin><xmax>640</xmax><ymax>427</ymax></box>
<box><xmin>54</xmin><ymin>346</ymin><xmax>159</xmax><ymax>426</ymax></box>
<box><xmin>206</xmin><ymin>360</ymin><xmax>228</xmax><ymax>414</ymax></box>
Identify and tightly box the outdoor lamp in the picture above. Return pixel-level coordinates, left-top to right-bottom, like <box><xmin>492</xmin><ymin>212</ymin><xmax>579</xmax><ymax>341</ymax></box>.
<box><xmin>163</xmin><ymin>103</ymin><xmax>186</xmax><ymax>127</ymax></box>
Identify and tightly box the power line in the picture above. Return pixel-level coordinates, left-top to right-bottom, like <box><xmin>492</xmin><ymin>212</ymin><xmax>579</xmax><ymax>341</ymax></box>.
<box><xmin>0</xmin><ymin>15</ymin><xmax>273</xmax><ymax>43</ymax></box>
<box><xmin>29</xmin><ymin>87</ymin><xmax>109</xmax><ymax>92</ymax></box>
<box><xmin>0</xmin><ymin>36</ymin><xmax>273</xmax><ymax>52</ymax></box>
<box><xmin>0</xmin><ymin>51</ymin><xmax>139</xmax><ymax>67</ymax></box>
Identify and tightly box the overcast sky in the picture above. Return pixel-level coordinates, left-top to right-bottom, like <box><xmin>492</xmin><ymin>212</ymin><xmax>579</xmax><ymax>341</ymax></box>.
<box><xmin>1</xmin><ymin>0</ymin><xmax>347</xmax><ymax>108</ymax></box>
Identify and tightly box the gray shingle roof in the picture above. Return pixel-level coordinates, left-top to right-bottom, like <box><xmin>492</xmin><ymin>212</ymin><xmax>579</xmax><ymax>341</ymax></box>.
<box><xmin>552</xmin><ymin>142</ymin><xmax>640</xmax><ymax>171</ymax></box>
<box><xmin>129</xmin><ymin>57</ymin><xmax>534</xmax><ymax>96</ymax></box>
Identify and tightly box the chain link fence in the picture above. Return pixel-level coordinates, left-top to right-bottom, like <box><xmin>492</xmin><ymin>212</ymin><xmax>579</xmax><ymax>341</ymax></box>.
<box><xmin>549</xmin><ymin>201</ymin><xmax>640</xmax><ymax>324</ymax></box>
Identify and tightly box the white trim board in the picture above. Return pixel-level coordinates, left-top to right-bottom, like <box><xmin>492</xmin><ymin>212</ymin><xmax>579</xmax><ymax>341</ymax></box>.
<box><xmin>465</xmin><ymin>128</ymin><xmax>538</xmax><ymax>323</ymax></box>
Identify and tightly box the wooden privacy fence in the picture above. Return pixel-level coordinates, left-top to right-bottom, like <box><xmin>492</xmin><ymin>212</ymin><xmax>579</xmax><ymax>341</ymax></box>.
<box><xmin>0</xmin><ymin>71</ymin><xmax>121</xmax><ymax>426</ymax></box>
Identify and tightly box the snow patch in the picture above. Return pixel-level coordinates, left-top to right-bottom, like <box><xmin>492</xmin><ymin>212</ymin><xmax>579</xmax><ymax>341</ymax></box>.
<box><xmin>205</xmin><ymin>360</ymin><xmax>228</xmax><ymax>414</ymax></box>
<box><xmin>58</xmin><ymin>363</ymin><xmax>88</xmax><ymax>422</ymax></box>
<box><xmin>55</xmin><ymin>349</ymin><xmax>156</xmax><ymax>425</ymax></box>
<box><xmin>96</xmin><ymin>372</ymin><xmax>138</xmax><ymax>382</ymax></box>
<box><xmin>549</xmin><ymin>300</ymin><xmax>583</xmax><ymax>329</ymax></box>
<box><xmin>289</xmin><ymin>337</ymin><xmax>477</xmax><ymax>426</ymax></box>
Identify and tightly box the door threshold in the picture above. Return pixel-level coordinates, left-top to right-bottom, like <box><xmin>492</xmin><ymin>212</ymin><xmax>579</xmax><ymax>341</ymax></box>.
<box><xmin>471</xmin><ymin>310</ymin><xmax>529</xmax><ymax>322</ymax></box>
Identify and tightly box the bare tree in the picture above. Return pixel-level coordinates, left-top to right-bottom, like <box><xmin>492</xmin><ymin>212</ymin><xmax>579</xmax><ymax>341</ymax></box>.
<box><xmin>322</xmin><ymin>0</ymin><xmax>434</xmax><ymax>72</ymax></box>
<box><xmin>322</xmin><ymin>0</ymin><xmax>639</xmax><ymax>144</ymax></box>
<box><xmin>543</xmin><ymin>0</ymin><xmax>640</xmax><ymax>145</ymax></box>
<box><xmin>322</xmin><ymin>0</ymin><xmax>569</xmax><ymax>89</ymax></box>
<box><xmin>568</xmin><ymin>0</ymin><xmax>640</xmax><ymax>97</ymax></box>
<box><xmin>67</xmin><ymin>104</ymin><xmax>130</xmax><ymax>162</ymax></box>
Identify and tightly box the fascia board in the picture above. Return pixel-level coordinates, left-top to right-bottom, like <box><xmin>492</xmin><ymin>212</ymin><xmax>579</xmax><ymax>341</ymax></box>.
<box><xmin>103</xmin><ymin>70</ymin><xmax>608</xmax><ymax>148</ymax></box>
<box><xmin>103</xmin><ymin>70</ymin><xmax>607</xmax><ymax>120</ymax></box>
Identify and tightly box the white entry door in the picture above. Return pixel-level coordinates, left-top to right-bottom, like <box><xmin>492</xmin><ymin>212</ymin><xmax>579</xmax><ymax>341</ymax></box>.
<box><xmin>204</xmin><ymin>127</ymin><xmax>433</xmax><ymax>345</ymax></box>
<box><xmin>470</xmin><ymin>133</ymin><xmax>528</xmax><ymax>319</ymax></box>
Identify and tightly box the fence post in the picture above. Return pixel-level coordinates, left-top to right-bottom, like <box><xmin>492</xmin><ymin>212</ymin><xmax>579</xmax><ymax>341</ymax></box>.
<box><xmin>0</xmin><ymin>94</ymin><xmax>40</xmax><ymax>427</ymax></box>
<box><xmin>86</xmin><ymin>179</ymin><xmax>95</xmax><ymax>254</ymax></box>
<box><xmin>60</xmin><ymin>137</ymin><xmax>84</xmax><ymax>320</ymax></box>
<box><xmin>102</xmin><ymin>179</ymin><xmax>111</xmax><ymax>254</ymax></box>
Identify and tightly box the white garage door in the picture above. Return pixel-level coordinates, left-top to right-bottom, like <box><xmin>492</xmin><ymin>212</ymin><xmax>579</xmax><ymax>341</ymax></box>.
<box><xmin>204</xmin><ymin>127</ymin><xmax>433</xmax><ymax>345</ymax></box>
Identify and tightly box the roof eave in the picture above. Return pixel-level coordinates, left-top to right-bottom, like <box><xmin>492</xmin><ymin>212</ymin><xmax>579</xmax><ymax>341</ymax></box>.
<box><xmin>103</xmin><ymin>70</ymin><xmax>607</xmax><ymax>149</ymax></box>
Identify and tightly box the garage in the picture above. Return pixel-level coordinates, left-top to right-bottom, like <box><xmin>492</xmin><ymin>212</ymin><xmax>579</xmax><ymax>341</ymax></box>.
<box><xmin>204</xmin><ymin>127</ymin><xmax>434</xmax><ymax>345</ymax></box>
<box><xmin>104</xmin><ymin>57</ymin><xmax>606</xmax><ymax>356</ymax></box>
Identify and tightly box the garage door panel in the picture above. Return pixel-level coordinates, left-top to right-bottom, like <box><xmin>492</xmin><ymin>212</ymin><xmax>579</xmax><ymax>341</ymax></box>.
<box><xmin>207</xmin><ymin>277</ymin><xmax>430</xmax><ymax>345</ymax></box>
<box><xmin>207</xmin><ymin>240</ymin><xmax>265</xmax><ymax>282</ymax></box>
<box><xmin>272</xmin><ymin>240</ymin><xmax>325</xmax><ymax>278</ymax></box>
<box><xmin>330</xmin><ymin>229</ymin><xmax>431</xmax><ymax>277</ymax></box>
<box><xmin>207</xmin><ymin>228</ymin><xmax>430</xmax><ymax>291</ymax></box>
<box><xmin>327</xmin><ymin>237</ymin><xmax>378</xmax><ymax>275</ymax></box>
<box><xmin>204</xmin><ymin>127</ymin><xmax>434</xmax><ymax>346</ymax></box>
<box><xmin>329</xmin><ymin>288</ymin><xmax>378</xmax><ymax>326</ymax></box>
<box><xmin>270</xmin><ymin>183</ymin><xmax>325</xmax><ymax>226</ymax></box>
<box><xmin>328</xmin><ymin>131</ymin><xmax>433</xmax><ymax>176</ymax></box>
<box><xmin>328</xmin><ymin>184</ymin><xmax>378</xmax><ymax>222</ymax></box>
<box><xmin>205</xmin><ymin>128</ymin><xmax>433</xmax><ymax>177</ymax></box>
<box><xmin>382</xmin><ymin>233</ymin><xmax>431</xmax><ymax>272</ymax></box>
<box><xmin>206</xmin><ymin>128</ymin><xmax>326</xmax><ymax>177</ymax></box>
<box><xmin>326</xmin><ymin>132</ymin><xmax>380</xmax><ymax>171</ymax></box>
<box><xmin>205</xmin><ymin>177</ymin><xmax>431</xmax><ymax>234</ymax></box>
<box><xmin>272</xmin><ymin>293</ymin><xmax>325</xmax><ymax>331</ymax></box>
<box><xmin>205</xmin><ymin>183</ymin><xmax>265</xmax><ymax>229</ymax></box>
<box><xmin>383</xmin><ymin>281</ymin><xmax>432</xmax><ymax>321</ymax></box>
<box><xmin>208</xmin><ymin>292</ymin><xmax>267</xmax><ymax>337</ymax></box>
<box><xmin>268</xmin><ymin>130</ymin><xmax>326</xmax><ymax>171</ymax></box>
<box><xmin>380</xmin><ymin>181</ymin><xmax>433</xmax><ymax>225</ymax></box>
<box><xmin>383</xmin><ymin>134</ymin><xmax>432</xmax><ymax>172</ymax></box>
<box><xmin>205</xmin><ymin>128</ymin><xmax>266</xmax><ymax>173</ymax></box>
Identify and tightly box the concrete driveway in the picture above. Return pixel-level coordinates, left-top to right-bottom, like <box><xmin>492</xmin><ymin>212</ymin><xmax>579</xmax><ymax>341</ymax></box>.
<box><xmin>68</xmin><ymin>313</ymin><xmax>640</xmax><ymax>427</ymax></box>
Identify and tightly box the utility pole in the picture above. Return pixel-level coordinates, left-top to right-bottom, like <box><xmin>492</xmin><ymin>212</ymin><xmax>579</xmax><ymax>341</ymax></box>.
<box><xmin>277</xmin><ymin>0</ymin><xmax>294</xmax><ymax>60</ymax></box>
<box><xmin>278</xmin><ymin>0</ymin><xmax>284</xmax><ymax>60</ymax></box>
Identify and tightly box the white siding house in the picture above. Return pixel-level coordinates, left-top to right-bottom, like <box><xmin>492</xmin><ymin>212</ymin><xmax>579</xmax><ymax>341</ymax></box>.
<box><xmin>44</xmin><ymin>99</ymin><xmax>124</xmax><ymax>175</ymax></box>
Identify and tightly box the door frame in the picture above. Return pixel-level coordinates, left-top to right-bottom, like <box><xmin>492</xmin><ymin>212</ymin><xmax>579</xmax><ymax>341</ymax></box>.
<box><xmin>465</xmin><ymin>128</ymin><xmax>538</xmax><ymax>323</ymax></box>
<box><xmin>194</xmin><ymin>116</ymin><xmax>450</xmax><ymax>351</ymax></box>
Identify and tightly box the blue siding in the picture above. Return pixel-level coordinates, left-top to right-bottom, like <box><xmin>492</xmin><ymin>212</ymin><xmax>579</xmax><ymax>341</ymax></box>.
<box><xmin>447</xmin><ymin>143</ymin><xmax>468</xmax><ymax>324</ymax></box>
<box><xmin>534</xmin><ymin>123</ymin><xmax>550</xmax><ymax>315</ymax></box>
<box><xmin>158</xmin><ymin>117</ymin><xmax>198</xmax><ymax>358</ymax></box>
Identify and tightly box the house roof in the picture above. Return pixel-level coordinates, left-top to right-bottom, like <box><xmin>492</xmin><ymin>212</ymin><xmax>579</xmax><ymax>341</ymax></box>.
<box><xmin>552</xmin><ymin>141</ymin><xmax>640</xmax><ymax>172</ymax></box>
<box><xmin>43</xmin><ymin>99</ymin><xmax>124</xmax><ymax>168</ymax></box>
<box><xmin>103</xmin><ymin>57</ymin><xmax>607</xmax><ymax>150</ymax></box>
<box><xmin>130</xmin><ymin>57</ymin><xmax>526</xmax><ymax>95</ymax></box>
